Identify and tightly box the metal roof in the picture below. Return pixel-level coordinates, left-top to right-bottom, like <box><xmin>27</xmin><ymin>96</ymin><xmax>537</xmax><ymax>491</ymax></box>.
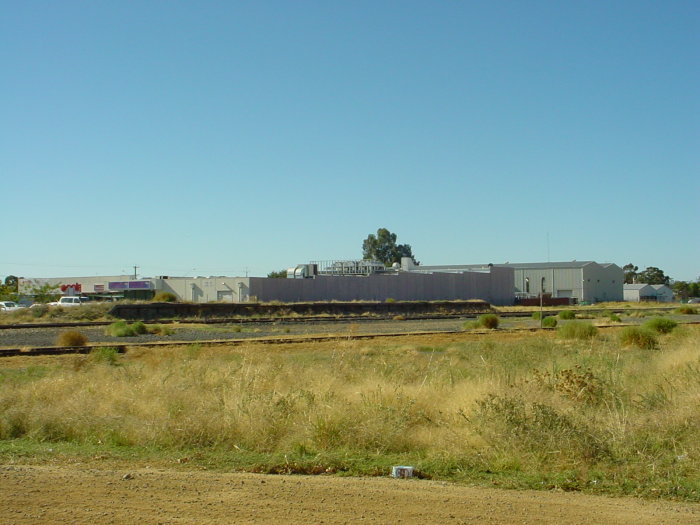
<box><xmin>498</xmin><ymin>261</ymin><xmax>596</xmax><ymax>269</ymax></box>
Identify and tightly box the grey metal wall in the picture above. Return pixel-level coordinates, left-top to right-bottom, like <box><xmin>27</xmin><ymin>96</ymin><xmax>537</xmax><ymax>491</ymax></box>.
<box><xmin>513</xmin><ymin>263</ymin><xmax>623</xmax><ymax>302</ymax></box>
<box><xmin>248</xmin><ymin>267</ymin><xmax>514</xmax><ymax>305</ymax></box>
<box><xmin>582</xmin><ymin>264</ymin><xmax>623</xmax><ymax>302</ymax></box>
<box><xmin>514</xmin><ymin>268</ymin><xmax>584</xmax><ymax>299</ymax></box>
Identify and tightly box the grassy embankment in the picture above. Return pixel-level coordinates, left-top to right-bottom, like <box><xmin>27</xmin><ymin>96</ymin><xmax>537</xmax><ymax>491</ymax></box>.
<box><xmin>0</xmin><ymin>322</ymin><xmax>698</xmax><ymax>501</ymax></box>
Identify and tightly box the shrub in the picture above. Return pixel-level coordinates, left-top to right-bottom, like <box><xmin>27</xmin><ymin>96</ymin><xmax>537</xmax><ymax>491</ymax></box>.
<box><xmin>152</xmin><ymin>291</ymin><xmax>178</xmax><ymax>302</ymax></box>
<box><xmin>105</xmin><ymin>321</ymin><xmax>131</xmax><ymax>337</ymax></box>
<box><xmin>643</xmin><ymin>317</ymin><xmax>677</xmax><ymax>334</ymax></box>
<box><xmin>105</xmin><ymin>321</ymin><xmax>148</xmax><ymax>337</ymax></box>
<box><xmin>89</xmin><ymin>346</ymin><xmax>120</xmax><ymax>366</ymax></box>
<box><xmin>558</xmin><ymin>310</ymin><xmax>575</xmax><ymax>320</ymax></box>
<box><xmin>477</xmin><ymin>314</ymin><xmax>499</xmax><ymax>329</ymax></box>
<box><xmin>676</xmin><ymin>306</ymin><xmax>697</xmax><ymax>315</ymax></box>
<box><xmin>531</xmin><ymin>312</ymin><xmax>541</xmax><ymax>320</ymax></box>
<box><xmin>557</xmin><ymin>321</ymin><xmax>597</xmax><ymax>340</ymax></box>
<box><xmin>56</xmin><ymin>330</ymin><xmax>87</xmax><ymax>347</ymax></box>
<box><xmin>131</xmin><ymin>321</ymin><xmax>148</xmax><ymax>335</ymax></box>
<box><xmin>541</xmin><ymin>316</ymin><xmax>558</xmax><ymax>328</ymax></box>
<box><xmin>619</xmin><ymin>326</ymin><xmax>658</xmax><ymax>349</ymax></box>
<box><xmin>385</xmin><ymin>298</ymin><xmax>396</xmax><ymax>303</ymax></box>
<box><xmin>607</xmin><ymin>313</ymin><xmax>621</xmax><ymax>323</ymax></box>
<box><xmin>147</xmin><ymin>324</ymin><xmax>174</xmax><ymax>336</ymax></box>
<box><xmin>30</xmin><ymin>304</ymin><xmax>49</xmax><ymax>318</ymax></box>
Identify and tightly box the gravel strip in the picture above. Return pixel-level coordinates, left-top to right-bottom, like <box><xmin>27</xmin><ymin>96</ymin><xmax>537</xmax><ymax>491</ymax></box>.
<box><xmin>0</xmin><ymin>319</ymin><xmax>469</xmax><ymax>349</ymax></box>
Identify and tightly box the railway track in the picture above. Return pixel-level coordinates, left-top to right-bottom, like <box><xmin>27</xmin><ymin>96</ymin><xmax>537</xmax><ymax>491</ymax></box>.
<box><xmin>0</xmin><ymin>330</ymin><xmax>465</xmax><ymax>357</ymax></box>
<box><xmin>0</xmin><ymin>322</ymin><xmax>659</xmax><ymax>358</ymax></box>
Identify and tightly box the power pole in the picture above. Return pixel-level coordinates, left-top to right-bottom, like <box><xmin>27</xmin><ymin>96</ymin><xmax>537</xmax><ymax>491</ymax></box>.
<box><xmin>540</xmin><ymin>277</ymin><xmax>545</xmax><ymax>329</ymax></box>
<box><xmin>133</xmin><ymin>265</ymin><xmax>139</xmax><ymax>280</ymax></box>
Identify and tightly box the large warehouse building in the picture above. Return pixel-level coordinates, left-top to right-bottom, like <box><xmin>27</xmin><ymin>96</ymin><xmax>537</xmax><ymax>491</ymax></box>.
<box><xmin>399</xmin><ymin>259</ymin><xmax>623</xmax><ymax>304</ymax></box>
<box><xmin>18</xmin><ymin>262</ymin><xmax>514</xmax><ymax>305</ymax></box>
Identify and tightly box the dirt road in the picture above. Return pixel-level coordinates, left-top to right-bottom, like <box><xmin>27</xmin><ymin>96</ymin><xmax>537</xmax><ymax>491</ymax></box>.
<box><xmin>1</xmin><ymin>465</ymin><xmax>698</xmax><ymax>524</ymax></box>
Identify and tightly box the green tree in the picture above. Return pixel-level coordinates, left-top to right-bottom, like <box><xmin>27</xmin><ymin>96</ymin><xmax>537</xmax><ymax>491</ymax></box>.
<box><xmin>636</xmin><ymin>266</ymin><xmax>670</xmax><ymax>285</ymax></box>
<box><xmin>4</xmin><ymin>275</ymin><xmax>18</xmax><ymax>291</ymax></box>
<box><xmin>673</xmin><ymin>280</ymin><xmax>700</xmax><ymax>300</ymax></box>
<box><xmin>29</xmin><ymin>283</ymin><xmax>61</xmax><ymax>303</ymax></box>
<box><xmin>623</xmin><ymin>264</ymin><xmax>638</xmax><ymax>284</ymax></box>
<box><xmin>691</xmin><ymin>282</ymin><xmax>700</xmax><ymax>297</ymax></box>
<box><xmin>267</xmin><ymin>269</ymin><xmax>288</xmax><ymax>278</ymax></box>
<box><xmin>0</xmin><ymin>276</ymin><xmax>19</xmax><ymax>300</ymax></box>
<box><xmin>673</xmin><ymin>281</ymin><xmax>690</xmax><ymax>301</ymax></box>
<box><xmin>362</xmin><ymin>228</ymin><xmax>416</xmax><ymax>266</ymax></box>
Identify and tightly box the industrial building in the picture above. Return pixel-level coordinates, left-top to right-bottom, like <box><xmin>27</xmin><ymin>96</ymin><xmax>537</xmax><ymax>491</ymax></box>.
<box><xmin>623</xmin><ymin>283</ymin><xmax>674</xmax><ymax>303</ymax></box>
<box><xmin>505</xmin><ymin>261</ymin><xmax>623</xmax><ymax>303</ymax></box>
<box><xmin>17</xmin><ymin>261</ymin><xmax>514</xmax><ymax>305</ymax></box>
<box><xmin>19</xmin><ymin>275</ymin><xmax>252</xmax><ymax>303</ymax></box>
<box><xmin>17</xmin><ymin>259</ymin><xmax>623</xmax><ymax>306</ymax></box>
<box><xmin>253</xmin><ymin>262</ymin><xmax>514</xmax><ymax>305</ymax></box>
<box><xmin>399</xmin><ymin>259</ymin><xmax>624</xmax><ymax>304</ymax></box>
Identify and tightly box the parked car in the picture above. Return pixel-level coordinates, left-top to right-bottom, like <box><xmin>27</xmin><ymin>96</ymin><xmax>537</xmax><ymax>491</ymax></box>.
<box><xmin>49</xmin><ymin>297</ymin><xmax>90</xmax><ymax>307</ymax></box>
<box><xmin>0</xmin><ymin>301</ymin><xmax>23</xmax><ymax>312</ymax></box>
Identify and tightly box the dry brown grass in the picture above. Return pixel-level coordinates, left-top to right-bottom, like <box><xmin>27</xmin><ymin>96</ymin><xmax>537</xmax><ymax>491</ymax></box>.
<box><xmin>55</xmin><ymin>330</ymin><xmax>88</xmax><ymax>347</ymax></box>
<box><xmin>1</xmin><ymin>327</ymin><xmax>698</xmax><ymax>499</ymax></box>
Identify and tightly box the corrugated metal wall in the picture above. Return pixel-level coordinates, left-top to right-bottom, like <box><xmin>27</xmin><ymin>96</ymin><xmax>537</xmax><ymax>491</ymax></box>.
<box><xmin>513</xmin><ymin>263</ymin><xmax>623</xmax><ymax>302</ymax></box>
<box><xmin>249</xmin><ymin>267</ymin><xmax>514</xmax><ymax>305</ymax></box>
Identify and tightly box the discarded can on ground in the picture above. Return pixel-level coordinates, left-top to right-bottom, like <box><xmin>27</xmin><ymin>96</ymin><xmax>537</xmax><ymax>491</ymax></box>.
<box><xmin>391</xmin><ymin>466</ymin><xmax>414</xmax><ymax>478</ymax></box>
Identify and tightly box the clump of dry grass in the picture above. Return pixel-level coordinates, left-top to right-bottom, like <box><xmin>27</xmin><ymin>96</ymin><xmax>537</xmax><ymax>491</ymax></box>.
<box><xmin>55</xmin><ymin>330</ymin><xmax>88</xmax><ymax>346</ymax></box>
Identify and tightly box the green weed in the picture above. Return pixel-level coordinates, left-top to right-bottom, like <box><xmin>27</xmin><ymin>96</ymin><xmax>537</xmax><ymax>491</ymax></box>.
<box><xmin>643</xmin><ymin>317</ymin><xmax>677</xmax><ymax>334</ymax></box>
<box><xmin>557</xmin><ymin>321</ymin><xmax>598</xmax><ymax>340</ymax></box>
<box><xmin>541</xmin><ymin>316</ymin><xmax>557</xmax><ymax>328</ymax></box>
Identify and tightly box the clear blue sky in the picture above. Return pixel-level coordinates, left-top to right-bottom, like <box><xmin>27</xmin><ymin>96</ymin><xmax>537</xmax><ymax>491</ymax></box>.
<box><xmin>2</xmin><ymin>1</ymin><xmax>698</xmax><ymax>281</ymax></box>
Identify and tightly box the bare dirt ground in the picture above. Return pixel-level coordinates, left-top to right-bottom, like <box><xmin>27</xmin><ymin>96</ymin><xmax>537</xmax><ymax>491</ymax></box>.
<box><xmin>1</xmin><ymin>464</ymin><xmax>698</xmax><ymax>525</ymax></box>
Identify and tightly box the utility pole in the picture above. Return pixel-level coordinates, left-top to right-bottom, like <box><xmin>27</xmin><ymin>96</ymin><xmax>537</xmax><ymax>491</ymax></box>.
<box><xmin>540</xmin><ymin>277</ymin><xmax>545</xmax><ymax>329</ymax></box>
<box><xmin>133</xmin><ymin>265</ymin><xmax>139</xmax><ymax>280</ymax></box>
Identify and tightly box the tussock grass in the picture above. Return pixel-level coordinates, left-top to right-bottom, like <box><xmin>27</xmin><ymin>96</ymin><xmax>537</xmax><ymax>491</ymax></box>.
<box><xmin>557</xmin><ymin>321</ymin><xmax>598</xmax><ymax>340</ymax></box>
<box><xmin>676</xmin><ymin>306</ymin><xmax>697</xmax><ymax>315</ymax></box>
<box><xmin>463</xmin><ymin>314</ymin><xmax>500</xmax><ymax>331</ymax></box>
<box><xmin>478</xmin><ymin>314</ymin><xmax>499</xmax><ymax>329</ymax></box>
<box><xmin>619</xmin><ymin>326</ymin><xmax>658</xmax><ymax>349</ymax></box>
<box><xmin>152</xmin><ymin>291</ymin><xmax>178</xmax><ymax>302</ymax></box>
<box><xmin>105</xmin><ymin>321</ymin><xmax>149</xmax><ymax>337</ymax></box>
<box><xmin>643</xmin><ymin>317</ymin><xmax>677</xmax><ymax>334</ymax></box>
<box><xmin>55</xmin><ymin>330</ymin><xmax>87</xmax><ymax>346</ymax></box>
<box><xmin>1</xmin><ymin>327</ymin><xmax>699</xmax><ymax>500</ymax></box>
<box><xmin>541</xmin><ymin>316</ymin><xmax>557</xmax><ymax>328</ymax></box>
<box><xmin>147</xmin><ymin>324</ymin><xmax>174</xmax><ymax>336</ymax></box>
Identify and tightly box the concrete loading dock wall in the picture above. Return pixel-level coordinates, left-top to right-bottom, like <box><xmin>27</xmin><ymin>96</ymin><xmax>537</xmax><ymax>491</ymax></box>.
<box><xmin>109</xmin><ymin>300</ymin><xmax>494</xmax><ymax>320</ymax></box>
